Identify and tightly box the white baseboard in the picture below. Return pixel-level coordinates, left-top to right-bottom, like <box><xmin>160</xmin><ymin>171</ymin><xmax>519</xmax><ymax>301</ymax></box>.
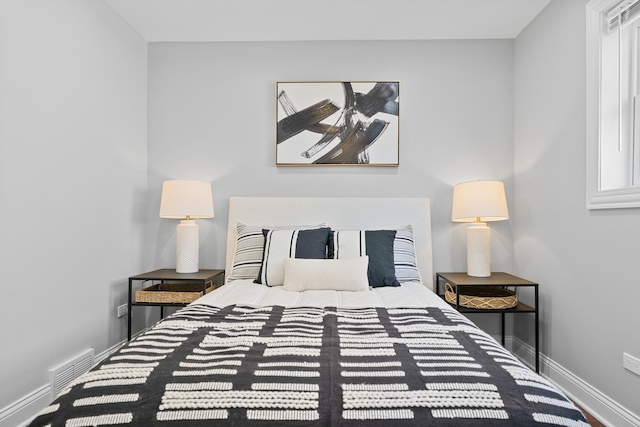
<box><xmin>511</xmin><ymin>337</ymin><xmax>640</xmax><ymax>427</ymax></box>
<box><xmin>0</xmin><ymin>386</ymin><xmax>49</xmax><ymax>427</ymax></box>
<box><xmin>0</xmin><ymin>340</ymin><xmax>126</xmax><ymax>427</ymax></box>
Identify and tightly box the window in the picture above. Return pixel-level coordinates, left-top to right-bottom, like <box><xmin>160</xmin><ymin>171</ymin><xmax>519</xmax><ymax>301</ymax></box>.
<box><xmin>587</xmin><ymin>0</ymin><xmax>640</xmax><ymax>208</ymax></box>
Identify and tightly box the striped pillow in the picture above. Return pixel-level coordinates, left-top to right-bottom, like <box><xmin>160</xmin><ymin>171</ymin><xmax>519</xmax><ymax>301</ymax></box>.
<box><xmin>255</xmin><ymin>228</ymin><xmax>331</xmax><ymax>287</ymax></box>
<box><xmin>394</xmin><ymin>225</ymin><xmax>422</xmax><ymax>283</ymax></box>
<box><xmin>328</xmin><ymin>229</ymin><xmax>399</xmax><ymax>287</ymax></box>
<box><xmin>327</xmin><ymin>225</ymin><xmax>421</xmax><ymax>286</ymax></box>
<box><xmin>227</xmin><ymin>222</ymin><xmax>326</xmax><ymax>282</ymax></box>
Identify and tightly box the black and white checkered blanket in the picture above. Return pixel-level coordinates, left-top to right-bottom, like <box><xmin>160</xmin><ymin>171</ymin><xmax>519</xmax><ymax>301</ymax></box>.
<box><xmin>30</xmin><ymin>304</ymin><xmax>588</xmax><ymax>426</ymax></box>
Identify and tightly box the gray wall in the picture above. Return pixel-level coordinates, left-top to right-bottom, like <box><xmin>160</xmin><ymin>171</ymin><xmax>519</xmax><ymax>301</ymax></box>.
<box><xmin>514</xmin><ymin>0</ymin><xmax>640</xmax><ymax>419</ymax></box>
<box><xmin>146</xmin><ymin>40</ymin><xmax>516</xmax><ymax>285</ymax></box>
<box><xmin>0</xmin><ymin>0</ymin><xmax>147</xmax><ymax>416</ymax></box>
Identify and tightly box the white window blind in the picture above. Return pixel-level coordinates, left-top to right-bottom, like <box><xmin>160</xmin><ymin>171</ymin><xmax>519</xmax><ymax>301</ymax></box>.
<box><xmin>608</xmin><ymin>0</ymin><xmax>640</xmax><ymax>31</ymax></box>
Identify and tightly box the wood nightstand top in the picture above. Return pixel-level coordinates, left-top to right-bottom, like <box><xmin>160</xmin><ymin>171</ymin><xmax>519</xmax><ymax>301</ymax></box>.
<box><xmin>436</xmin><ymin>272</ymin><xmax>537</xmax><ymax>286</ymax></box>
<box><xmin>129</xmin><ymin>268</ymin><xmax>224</xmax><ymax>281</ymax></box>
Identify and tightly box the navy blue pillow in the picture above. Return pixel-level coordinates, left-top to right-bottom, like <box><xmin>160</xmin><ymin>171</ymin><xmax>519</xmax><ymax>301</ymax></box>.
<box><xmin>328</xmin><ymin>229</ymin><xmax>399</xmax><ymax>287</ymax></box>
<box><xmin>255</xmin><ymin>227</ymin><xmax>330</xmax><ymax>286</ymax></box>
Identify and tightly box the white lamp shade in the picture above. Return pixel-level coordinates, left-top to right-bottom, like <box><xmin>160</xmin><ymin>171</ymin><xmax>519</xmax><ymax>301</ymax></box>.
<box><xmin>159</xmin><ymin>180</ymin><xmax>214</xmax><ymax>219</ymax></box>
<box><xmin>452</xmin><ymin>180</ymin><xmax>509</xmax><ymax>223</ymax></box>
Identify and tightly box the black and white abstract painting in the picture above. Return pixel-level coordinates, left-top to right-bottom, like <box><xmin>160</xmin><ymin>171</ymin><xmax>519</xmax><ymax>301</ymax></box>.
<box><xmin>276</xmin><ymin>81</ymin><xmax>399</xmax><ymax>166</ymax></box>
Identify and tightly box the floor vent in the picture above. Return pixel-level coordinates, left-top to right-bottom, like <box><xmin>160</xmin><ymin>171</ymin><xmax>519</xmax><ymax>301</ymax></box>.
<box><xmin>49</xmin><ymin>348</ymin><xmax>94</xmax><ymax>399</ymax></box>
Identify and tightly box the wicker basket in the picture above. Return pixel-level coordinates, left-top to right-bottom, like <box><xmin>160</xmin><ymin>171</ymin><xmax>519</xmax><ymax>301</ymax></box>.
<box><xmin>135</xmin><ymin>282</ymin><xmax>214</xmax><ymax>304</ymax></box>
<box><xmin>444</xmin><ymin>283</ymin><xmax>518</xmax><ymax>310</ymax></box>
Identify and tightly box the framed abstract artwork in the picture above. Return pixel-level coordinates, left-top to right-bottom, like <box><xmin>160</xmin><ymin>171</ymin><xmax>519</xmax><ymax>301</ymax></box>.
<box><xmin>276</xmin><ymin>81</ymin><xmax>399</xmax><ymax>166</ymax></box>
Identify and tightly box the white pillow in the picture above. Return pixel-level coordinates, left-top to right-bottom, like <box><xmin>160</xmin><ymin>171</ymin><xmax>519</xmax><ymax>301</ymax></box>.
<box><xmin>282</xmin><ymin>256</ymin><xmax>370</xmax><ymax>292</ymax></box>
<box><xmin>227</xmin><ymin>222</ymin><xmax>326</xmax><ymax>282</ymax></box>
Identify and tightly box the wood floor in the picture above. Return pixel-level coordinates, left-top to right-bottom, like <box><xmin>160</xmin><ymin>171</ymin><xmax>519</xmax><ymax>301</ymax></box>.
<box><xmin>585</xmin><ymin>412</ymin><xmax>605</xmax><ymax>427</ymax></box>
<box><xmin>574</xmin><ymin>402</ymin><xmax>606</xmax><ymax>427</ymax></box>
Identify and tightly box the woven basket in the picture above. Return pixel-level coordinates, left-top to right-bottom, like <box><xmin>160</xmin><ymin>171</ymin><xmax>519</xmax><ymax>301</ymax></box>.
<box><xmin>445</xmin><ymin>283</ymin><xmax>517</xmax><ymax>310</ymax></box>
<box><xmin>135</xmin><ymin>281</ymin><xmax>214</xmax><ymax>304</ymax></box>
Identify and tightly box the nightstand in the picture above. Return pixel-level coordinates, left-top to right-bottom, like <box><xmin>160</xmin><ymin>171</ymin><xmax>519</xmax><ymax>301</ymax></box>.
<box><xmin>127</xmin><ymin>268</ymin><xmax>225</xmax><ymax>340</ymax></box>
<box><xmin>435</xmin><ymin>272</ymin><xmax>539</xmax><ymax>373</ymax></box>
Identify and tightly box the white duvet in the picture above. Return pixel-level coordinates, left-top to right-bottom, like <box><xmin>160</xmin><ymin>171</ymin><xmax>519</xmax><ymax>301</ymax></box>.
<box><xmin>195</xmin><ymin>279</ymin><xmax>452</xmax><ymax>310</ymax></box>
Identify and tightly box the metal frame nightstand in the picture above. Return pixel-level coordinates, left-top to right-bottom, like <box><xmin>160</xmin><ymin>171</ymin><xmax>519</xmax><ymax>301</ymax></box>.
<box><xmin>127</xmin><ymin>268</ymin><xmax>224</xmax><ymax>340</ymax></box>
<box><xmin>435</xmin><ymin>272</ymin><xmax>539</xmax><ymax>373</ymax></box>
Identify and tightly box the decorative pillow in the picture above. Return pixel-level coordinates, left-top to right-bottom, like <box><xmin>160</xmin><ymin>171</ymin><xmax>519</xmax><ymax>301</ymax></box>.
<box><xmin>394</xmin><ymin>225</ymin><xmax>422</xmax><ymax>283</ymax></box>
<box><xmin>255</xmin><ymin>227</ymin><xmax>331</xmax><ymax>287</ymax></box>
<box><xmin>227</xmin><ymin>222</ymin><xmax>326</xmax><ymax>282</ymax></box>
<box><xmin>282</xmin><ymin>256</ymin><xmax>370</xmax><ymax>292</ymax></box>
<box><xmin>328</xmin><ymin>229</ymin><xmax>399</xmax><ymax>287</ymax></box>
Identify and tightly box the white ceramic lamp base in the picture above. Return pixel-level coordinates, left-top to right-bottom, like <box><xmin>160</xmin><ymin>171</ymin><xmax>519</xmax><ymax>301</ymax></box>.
<box><xmin>467</xmin><ymin>222</ymin><xmax>491</xmax><ymax>277</ymax></box>
<box><xmin>176</xmin><ymin>220</ymin><xmax>199</xmax><ymax>273</ymax></box>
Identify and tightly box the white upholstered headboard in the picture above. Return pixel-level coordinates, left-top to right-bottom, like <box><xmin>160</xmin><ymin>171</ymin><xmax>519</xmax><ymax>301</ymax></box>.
<box><xmin>225</xmin><ymin>197</ymin><xmax>434</xmax><ymax>290</ymax></box>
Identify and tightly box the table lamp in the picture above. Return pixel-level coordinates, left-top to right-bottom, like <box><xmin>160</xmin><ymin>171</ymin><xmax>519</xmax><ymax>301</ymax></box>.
<box><xmin>452</xmin><ymin>180</ymin><xmax>509</xmax><ymax>277</ymax></box>
<box><xmin>159</xmin><ymin>179</ymin><xmax>214</xmax><ymax>273</ymax></box>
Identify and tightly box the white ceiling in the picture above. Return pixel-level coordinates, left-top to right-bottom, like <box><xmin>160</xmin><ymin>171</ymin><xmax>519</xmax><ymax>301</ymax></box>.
<box><xmin>104</xmin><ymin>0</ymin><xmax>552</xmax><ymax>42</ymax></box>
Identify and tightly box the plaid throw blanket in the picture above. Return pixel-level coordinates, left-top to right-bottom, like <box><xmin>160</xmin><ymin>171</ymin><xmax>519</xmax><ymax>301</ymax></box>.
<box><xmin>31</xmin><ymin>304</ymin><xmax>588</xmax><ymax>426</ymax></box>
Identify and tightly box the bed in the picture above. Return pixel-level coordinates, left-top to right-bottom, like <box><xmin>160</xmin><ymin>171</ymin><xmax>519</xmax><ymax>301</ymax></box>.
<box><xmin>30</xmin><ymin>197</ymin><xmax>588</xmax><ymax>426</ymax></box>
